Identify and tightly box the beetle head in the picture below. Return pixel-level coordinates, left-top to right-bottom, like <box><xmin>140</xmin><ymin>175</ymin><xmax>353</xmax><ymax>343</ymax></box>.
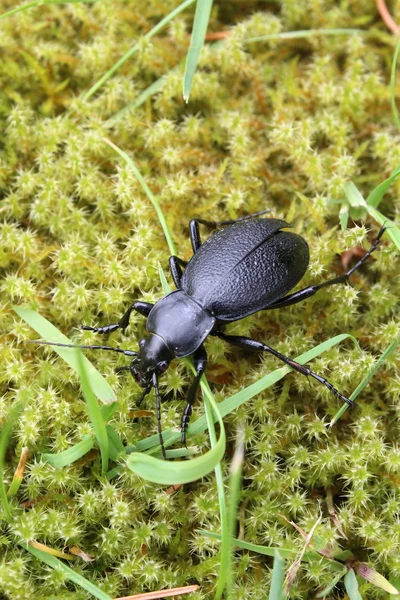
<box><xmin>131</xmin><ymin>333</ymin><xmax>172</xmax><ymax>387</ymax></box>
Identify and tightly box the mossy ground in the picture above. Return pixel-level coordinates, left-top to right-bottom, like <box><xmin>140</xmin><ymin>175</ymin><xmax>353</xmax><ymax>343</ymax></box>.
<box><xmin>0</xmin><ymin>1</ymin><xmax>400</xmax><ymax>598</ymax></box>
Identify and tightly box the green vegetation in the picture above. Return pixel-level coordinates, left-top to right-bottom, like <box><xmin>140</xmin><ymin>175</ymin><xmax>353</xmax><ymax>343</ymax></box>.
<box><xmin>0</xmin><ymin>1</ymin><xmax>399</xmax><ymax>598</ymax></box>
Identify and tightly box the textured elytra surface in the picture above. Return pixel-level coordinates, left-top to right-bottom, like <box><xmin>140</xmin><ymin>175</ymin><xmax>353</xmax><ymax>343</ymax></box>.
<box><xmin>181</xmin><ymin>219</ymin><xmax>309</xmax><ymax>320</ymax></box>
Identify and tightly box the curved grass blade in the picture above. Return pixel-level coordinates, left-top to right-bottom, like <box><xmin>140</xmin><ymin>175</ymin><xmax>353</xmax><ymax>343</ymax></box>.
<box><xmin>197</xmin><ymin>530</ymin><xmax>343</xmax><ymax>565</ymax></box>
<box><xmin>366</xmin><ymin>206</ymin><xmax>400</xmax><ymax>250</ymax></box>
<box><xmin>0</xmin><ymin>402</ymin><xmax>24</xmax><ymax>522</ymax></box>
<box><xmin>391</xmin><ymin>36</ymin><xmax>400</xmax><ymax>133</ymax></box>
<box><xmin>330</xmin><ymin>335</ymin><xmax>400</xmax><ymax>425</ymax></box>
<box><xmin>81</xmin><ymin>0</ymin><xmax>196</xmax><ymax>102</ymax></box>
<box><xmin>106</xmin><ymin>425</ymin><xmax>125</xmax><ymax>461</ymax></box>
<box><xmin>0</xmin><ymin>0</ymin><xmax>98</xmax><ymax>20</ymax></box>
<box><xmin>76</xmin><ymin>350</ymin><xmax>109</xmax><ymax>474</ymax></box>
<box><xmin>20</xmin><ymin>543</ymin><xmax>113</xmax><ymax>600</ymax></box>
<box><xmin>316</xmin><ymin>568</ymin><xmax>347</xmax><ymax>598</ymax></box>
<box><xmin>126</xmin><ymin>384</ymin><xmax>225</xmax><ymax>485</ymax></box>
<box><xmin>42</xmin><ymin>436</ymin><xmax>94</xmax><ymax>468</ymax></box>
<box><xmin>14</xmin><ymin>306</ymin><xmax>116</xmax><ymax>404</ymax></box>
<box><xmin>366</xmin><ymin>165</ymin><xmax>400</xmax><ymax>208</ymax></box>
<box><xmin>244</xmin><ymin>28</ymin><xmax>364</xmax><ymax>44</ymax></box>
<box><xmin>183</xmin><ymin>0</ymin><xmax>213</xmax><ymax>102</ymax></box>
<box><xmin>104</xmin><ymin>139</ymin><xmax>176</xmax><ymax>256</ymax></box>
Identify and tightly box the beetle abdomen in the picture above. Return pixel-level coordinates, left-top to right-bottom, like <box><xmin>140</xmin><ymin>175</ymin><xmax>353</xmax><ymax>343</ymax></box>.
<box><xmin>182</xmin><ymin>219</ymin><xmax>309</xmax><ymax>321</ymax></box>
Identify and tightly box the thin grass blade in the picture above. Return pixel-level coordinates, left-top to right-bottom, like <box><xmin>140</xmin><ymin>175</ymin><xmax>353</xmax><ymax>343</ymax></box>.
<box><xmin>225</xmin><ymin>429</ymin><xmax>244</xmax><ymax>600</ymax></box>
<box><xmin>391</xmin><ymin>36</ymin><xmax>400</xmax><ymax>133</ymax></box>
<box><xmin>183</xmin><ymin>0</ymin><xmax>213</xmax><ymax>101</ymax></box>
<box><xmin>0</xmin><ymin>402</ymin><xmax>24</xmax><ymax>522</ymax></box>
<box><xmin>0</xmin><ymin>0</ymin><xmax>98</xmax><ymax>20</ymax></box>
<box><xmin>104</xmin><ymin>139</ymin><xmax>176</xmax><ymax>256</ymax></box>
<box><xmin>81</xmin><ymin>0</ymin><xmax>196</xmax><ymax>101</ymax></box>
<box><xmin>366</xmin><ymin>206</ymin><xmax>400</xmax><ymax>250</ymax></box>
<box><xmin>76</xmin><ymin>350</ymin><xmax>109</xmax><ymax>474</ymax></box>
<box><xmin>330</xmin><ymin>335</ymin><xmax>400</xmax><ymax>425</ymax></box>
<box><xmin>316</xmin><ymin>568</ymin><xmax>347</xmax><ymax>597</ymax></box>
<box><xmin>366</xmin><ymin>165</ymin><xmax>400</xmax><ymax>208</ymax></box>
<box><xmin>20</xmin><ymin>543</ymin><xmax>113</xmax><ymax>600</ymax></box>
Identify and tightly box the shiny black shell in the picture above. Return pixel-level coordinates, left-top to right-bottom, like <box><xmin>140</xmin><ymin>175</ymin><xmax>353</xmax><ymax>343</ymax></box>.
<box><xmin>181</xmin><ymin>218</ymin><xmax>309</xmax><ymax>321</ymax></box>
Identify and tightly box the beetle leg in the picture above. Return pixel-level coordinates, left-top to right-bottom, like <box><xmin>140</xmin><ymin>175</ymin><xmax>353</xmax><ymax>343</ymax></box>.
<box><xmin>266</xmin><ymin>224</ymin><xmax>387</xmax><ymax>310</ymax></box>
<box><xmin>217</xmin><ymin>332</ymin><xmax>353</xmax><ymax>407</ymax></box>
<box><xmin>152</xmin><ymin>372</ymin><xmax>167</xmax><ymax>459</ymax></box>
<box><xmin>181</xmin><ymin>345</ymin><xmax>208</xmax><ymax>447</ymax></box>
<box><xmin>169</xmin><ymin>256</ymin><xmax>188</xmax><ymax>288</ymax></box>
<box><xmin>81</xmin><ymin>301</ymin><xmax>154</xmax><ymax>334</ymax></box>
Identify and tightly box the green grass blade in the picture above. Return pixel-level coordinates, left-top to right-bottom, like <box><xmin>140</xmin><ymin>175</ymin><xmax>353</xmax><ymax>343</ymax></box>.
<box><xmin>339</xmin><ymin>204</ymin><xmax>349</xmax><ymax>230</ymax></box>
<box><xmin>316</xmin><ymin>568</ymin><xmax>347</xmax><ymax>597</ymax></box>
<box><xmin>104</xmin><ymin>139</ymin><xmax>176</xmax><ymax>256</ymax></box>
<box><xmin>330</xmin><ymin>335</ymin><xmax>400</xmax><ymax>425</ymax></box>
<box><xmin>19</xmin><ymin>543</ymin><xmax>113</xmax><ymax>600</ymax></box>
<box><xmin>197</xmin><ymin>530</ymin><xmax>344</xmax><ymax>567</ymax></box>
<box><xmin>342</xmin><ymin>182</ymin><xmax>367</xmax><ymax>208</ymax></box>
<box><xmin>0</xmin><ymin>0</ymin><xmax>98</xmax><ymax>20</ymax></box>
<box><xmin>344</xmin><ymin>569</ymin><xmax>363</xmax><ymax>600</ymax></box>
<box><xmin>75</xmin><ymin>350</ymin><xmax>109</xmax><ymax>474</ymax></box>
<box><xmin>14</xmin><ymin>306</ymin><xmax>116</xmax><ymax>403</ymax></box>
<box><xmin>244</xmin><ymin>28</ymin><xmax>365</xmax><ymax>43</ymax></box>
<box><xmin>42</xmin><ymin>436</ymin><xmax>94</xmax><ymax>467</ymax></box>
<box><xmin>225</xmin><ymin>430</ymin><xmax>244</xmax><ymax>600</ymax></box>
<box><xmin>0</xmin><ymin>402</ymin><xmax>24</xmax><ymax>522</ymax></box>
<box><xmin>106</xmin><ymin>425</ymin><xmax>125</xmax><ymax>461</ymax></box>
<box><xmin>105</xmin><ymin>76</ymin><xmax>168</xmax><ymax>127</ymax></box>
<box><xmin>269</xmin><ymin>552</ymin><xmax>286</xmax><ymax>600</ymax></box>
<box><xmin>366</xmin><ymin>206</ymin><xmax>400</xmax><ymax>250</ymax></box>
<box><xmin>366</xmin><ymin>165</ymin><xmax>400</xmax><ymax>208</ymax></box>
<box><xmin>126</xmin><ymin>384</ymin><xmax>225</xmax><ymax>484</ymax></box>
<box><xmin>391</xmin><ymin>36</ymin><xmax>400</xmax><ymax>133</ymax></box>
<box><xmin>81</xmin><ymin>0</ymin><xmax>196</xmax><ymax>101</ymax></box>
<box><xmin>122</xmin><ymin>333</ymin><xmax>358</xmax><ymax>456</ymax></box>
<box><xmin>183</xmin><ymin>0</ymin><xmax>213</xmax><ymax>101</ymax></box>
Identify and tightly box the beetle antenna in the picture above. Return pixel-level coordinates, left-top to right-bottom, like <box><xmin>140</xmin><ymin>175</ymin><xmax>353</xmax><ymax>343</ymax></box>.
<box><xmin>152</xmin><ymin>372</ymin><xmax>167</xmax><ymax>460</ymax></box>
<box><xmin>28</xmin><ymin>340</ymin><xmax>137</xmax><ymax>357</ymax></box>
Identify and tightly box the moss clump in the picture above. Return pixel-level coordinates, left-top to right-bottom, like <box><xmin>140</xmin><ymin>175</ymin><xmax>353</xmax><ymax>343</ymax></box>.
<box><xmin>0</xmin><ymin>1</ymin><xmax>399</xmax><ymax>598</ymax></box>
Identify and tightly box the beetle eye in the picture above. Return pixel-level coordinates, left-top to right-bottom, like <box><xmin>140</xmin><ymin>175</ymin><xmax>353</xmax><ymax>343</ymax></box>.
<box><xmin>157</xmin><ymin>361</ymin><xmax>169</xmax><ymax>374</ymax></box>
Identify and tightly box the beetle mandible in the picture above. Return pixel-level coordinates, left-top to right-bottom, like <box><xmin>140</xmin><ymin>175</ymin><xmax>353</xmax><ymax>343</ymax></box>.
<box><xmin>40</xmin><ymin>212</ymin><xmax>386</xmax><ymax>458</ymax></box>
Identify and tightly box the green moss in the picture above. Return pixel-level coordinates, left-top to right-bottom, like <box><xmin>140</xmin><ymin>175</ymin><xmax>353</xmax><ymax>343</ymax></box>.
<box><xmin>0</xmin><ymin>0</ymin><xmax>399</xmax><ymax>598</ymax></box>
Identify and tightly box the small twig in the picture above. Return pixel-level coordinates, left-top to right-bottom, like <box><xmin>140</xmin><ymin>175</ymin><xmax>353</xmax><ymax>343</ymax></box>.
<box><xmin>113</xmin><ymin>585</ymin><xmax>200</xmax><ymax>600</ymax></box>
<box><xmin>376</xmin><ymin>0</ymin><xmax>399</xmax><ymax>34</ymax></box>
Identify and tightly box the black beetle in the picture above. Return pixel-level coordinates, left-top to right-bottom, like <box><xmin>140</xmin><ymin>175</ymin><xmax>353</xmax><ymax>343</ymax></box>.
<box><xmin>38</xmin><ymin>213</ymin><xmax>385</xmax><ymax>458</ymax></box>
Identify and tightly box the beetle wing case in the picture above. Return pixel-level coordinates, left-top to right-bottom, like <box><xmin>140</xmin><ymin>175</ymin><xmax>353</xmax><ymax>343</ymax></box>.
<box><xmin>181</xmin><ymin>218</ymin><xmax>309</xmax><ymax>321</ymax></box>
<box><xmin>147</xmin><ymin>290</ymin><xmax>215</xmax><ymax>357</ymax></box>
